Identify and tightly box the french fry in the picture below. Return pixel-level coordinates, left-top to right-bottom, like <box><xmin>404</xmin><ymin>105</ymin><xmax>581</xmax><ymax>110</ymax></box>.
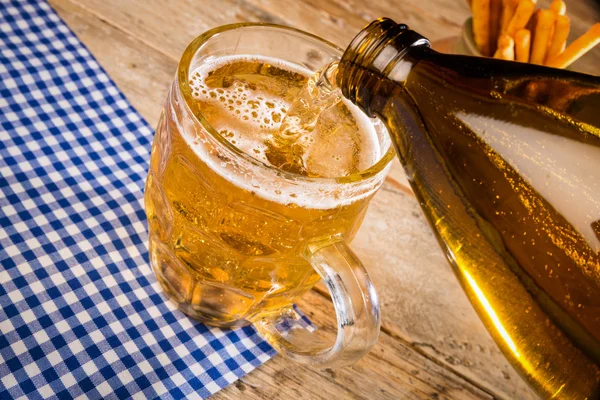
<box><xmin>546</xmin><ymin>21</ymin><xmax>556</xmax><ymax>59</ymax></box>
<box><xmin>489</xmin><ymin>0</ymin><xmax>503</xmax><ymax>54</ymax></box>
<box><xmin>526</xmin><ymin>9</ymin><xmax>540</xmax><ymax>33</ymax></box>
<box><xmin>545</xmin><ymin>0</ymin><xmax>564</xmax><ymax>54</ymax></box>
<box><xmin>530</xmin><ymin>10</ymin><xmax>556</xmax><ymax>64</ymax></box>
<box><xmin>547</xmin><ymin>23</ymin><xmax>600</xmax><ymax>68</ymax></box>
<box><xmin>494</xmin><ymin>34</ymin><xmax>515</xmax><ymax>60</ymax></box>
<box><xmin>500</xmin><ymin>0</ymin><xmax>520</xmax><ymax>33</ymax></box>
<box><xmin>472</xmin><ymin>0</ymin><xmax>492</xmax><ymax>56</ymax></box>
<box><xmin>546</xmin><ymin>15</ymin><xmax>570</xmax><ymax>62</ymax></box>
<box><xmin>550</xmin><ymin>0</ymin><xmax>566</xmax><ymax>16</ymax></box>
<box><xmin>506</xmin><ymin>0</ymin><xmax>536</xmax><ymax>37</ymax></box>
<box><xmin>514</xmin><ymin>28</ymin><xmax>531</xmax><ymax>62</ymax></box>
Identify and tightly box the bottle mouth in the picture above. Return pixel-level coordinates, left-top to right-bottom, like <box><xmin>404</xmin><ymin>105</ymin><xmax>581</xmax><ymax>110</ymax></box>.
<box><xmin>337</xmin><ymin>18</ymin><xmax>429</xmax><ymax>116</ymax></box>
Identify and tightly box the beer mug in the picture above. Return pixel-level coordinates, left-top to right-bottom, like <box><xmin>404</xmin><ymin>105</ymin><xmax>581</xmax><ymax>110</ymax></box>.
<box><xmin>144</xmin><ymin>23</ymin><xmax>394</xmax><ymax>367</ymax></box>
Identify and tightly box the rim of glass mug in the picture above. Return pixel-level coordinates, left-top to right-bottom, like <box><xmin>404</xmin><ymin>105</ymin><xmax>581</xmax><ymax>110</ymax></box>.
<box><xmin>176</xmin><ymin>22</ymin><xmax>395</xmax><ymax>193</ymax></box>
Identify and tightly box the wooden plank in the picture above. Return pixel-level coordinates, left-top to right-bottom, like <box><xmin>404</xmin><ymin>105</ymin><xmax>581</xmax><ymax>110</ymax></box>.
<box><xmin>211</xmin><ymin>290</ymin><xmax>494</xmax><ymax>400</ymax></box>
<box><xmin>234</xmin><ymin>0</ymin><xmax>582</xmax><ymax>79</ymax></box>
<box><xmin>48</xmin><ymin>0</ymin><xmax>541</xmax><ymax>399</ymax></box>
<box><xmin>61</xmin><ymin>0</ymin><xmax>600</xmax><ymax>75</ymax></box>
<box><xmin>307</xmin><ymin>0</ymin><xmax>599</xmax><ymax>74</ymax></box>
<box><xmin>351</xmin><ymin>184</ymin><xmax>538</xmax><ymax>399</ymax></box>
<box><xmin>61</xmin><ymin>0</ymin><xmax>291</xmax><ymax>63</ymax></box>
<box><xmin>47</xmin><ymin>0</ymin><xmax>176</xmax><ymax>127</ymax></box>
<box><xmin>245</xmin><ymin>0</ymin><xmax>466</xmax><ymax>43</ymax></box>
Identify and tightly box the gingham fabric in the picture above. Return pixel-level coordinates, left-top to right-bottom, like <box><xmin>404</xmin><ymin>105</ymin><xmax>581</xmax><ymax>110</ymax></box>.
<box><xmin>0</xmin><ymin>1</ymin><xmax>277</xmax><ymax>398</ymax></box>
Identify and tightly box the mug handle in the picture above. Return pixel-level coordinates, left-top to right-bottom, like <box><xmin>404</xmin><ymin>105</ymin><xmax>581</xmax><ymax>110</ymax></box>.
<box><xmin>251</xmin><ymin>239</ymin><xmax>380</xmax><ymax>368</ymax></box>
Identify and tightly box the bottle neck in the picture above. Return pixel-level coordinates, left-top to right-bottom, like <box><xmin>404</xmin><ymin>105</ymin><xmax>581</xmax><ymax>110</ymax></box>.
<box><xmin>337</xmin><ymin>18</ymin><xmax>430</xmax><ymax>117</ymax></box>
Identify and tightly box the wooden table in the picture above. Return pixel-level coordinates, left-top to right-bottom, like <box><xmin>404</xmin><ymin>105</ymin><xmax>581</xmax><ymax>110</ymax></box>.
<box><xmin>49</xmin><ymin>1</ymin><xmax>600</xmax><ymax>398</ymax></box>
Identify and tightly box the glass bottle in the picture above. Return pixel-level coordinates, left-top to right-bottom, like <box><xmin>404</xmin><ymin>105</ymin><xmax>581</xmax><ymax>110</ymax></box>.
<box><xmin>336</xmin><ymin>18</ymin><xmax>600</xmax><ymax>399</ymax></box>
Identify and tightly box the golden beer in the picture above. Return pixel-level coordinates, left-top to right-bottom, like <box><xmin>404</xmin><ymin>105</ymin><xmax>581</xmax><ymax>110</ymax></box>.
<box><xmin>145</xmin><ymin>51</ymin><xmax>390</xmax><ymax>327</ymax></box>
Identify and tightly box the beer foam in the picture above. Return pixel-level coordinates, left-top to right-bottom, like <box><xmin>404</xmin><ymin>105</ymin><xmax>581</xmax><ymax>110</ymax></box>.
<box><xmin>188</xmin><ymin>55</ymin><xmax>291</xmax><ymax>166</ymax></box>
<box><xmin>182</xmin><ymin>55</ymin><xmax>389</xmax><ymax>209</ymax></box>
<box><xmin>192</xmin><ymin>84</ymin><xmax>288</xmax><ymax>134</ymax></box>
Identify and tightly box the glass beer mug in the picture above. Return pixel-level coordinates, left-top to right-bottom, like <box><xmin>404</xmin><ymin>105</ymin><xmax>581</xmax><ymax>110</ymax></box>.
<box><xmin>144</xmin><ymin>23</ymin><xmax>394</xmax><ymax>367</ymax></box>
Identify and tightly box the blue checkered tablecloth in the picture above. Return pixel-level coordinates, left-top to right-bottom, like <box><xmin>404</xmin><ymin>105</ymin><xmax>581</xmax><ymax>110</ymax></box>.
<box><xmin>0</xmin><ymin>1</ymin><xmax>277</xmax><ymax>398</ymax></box>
